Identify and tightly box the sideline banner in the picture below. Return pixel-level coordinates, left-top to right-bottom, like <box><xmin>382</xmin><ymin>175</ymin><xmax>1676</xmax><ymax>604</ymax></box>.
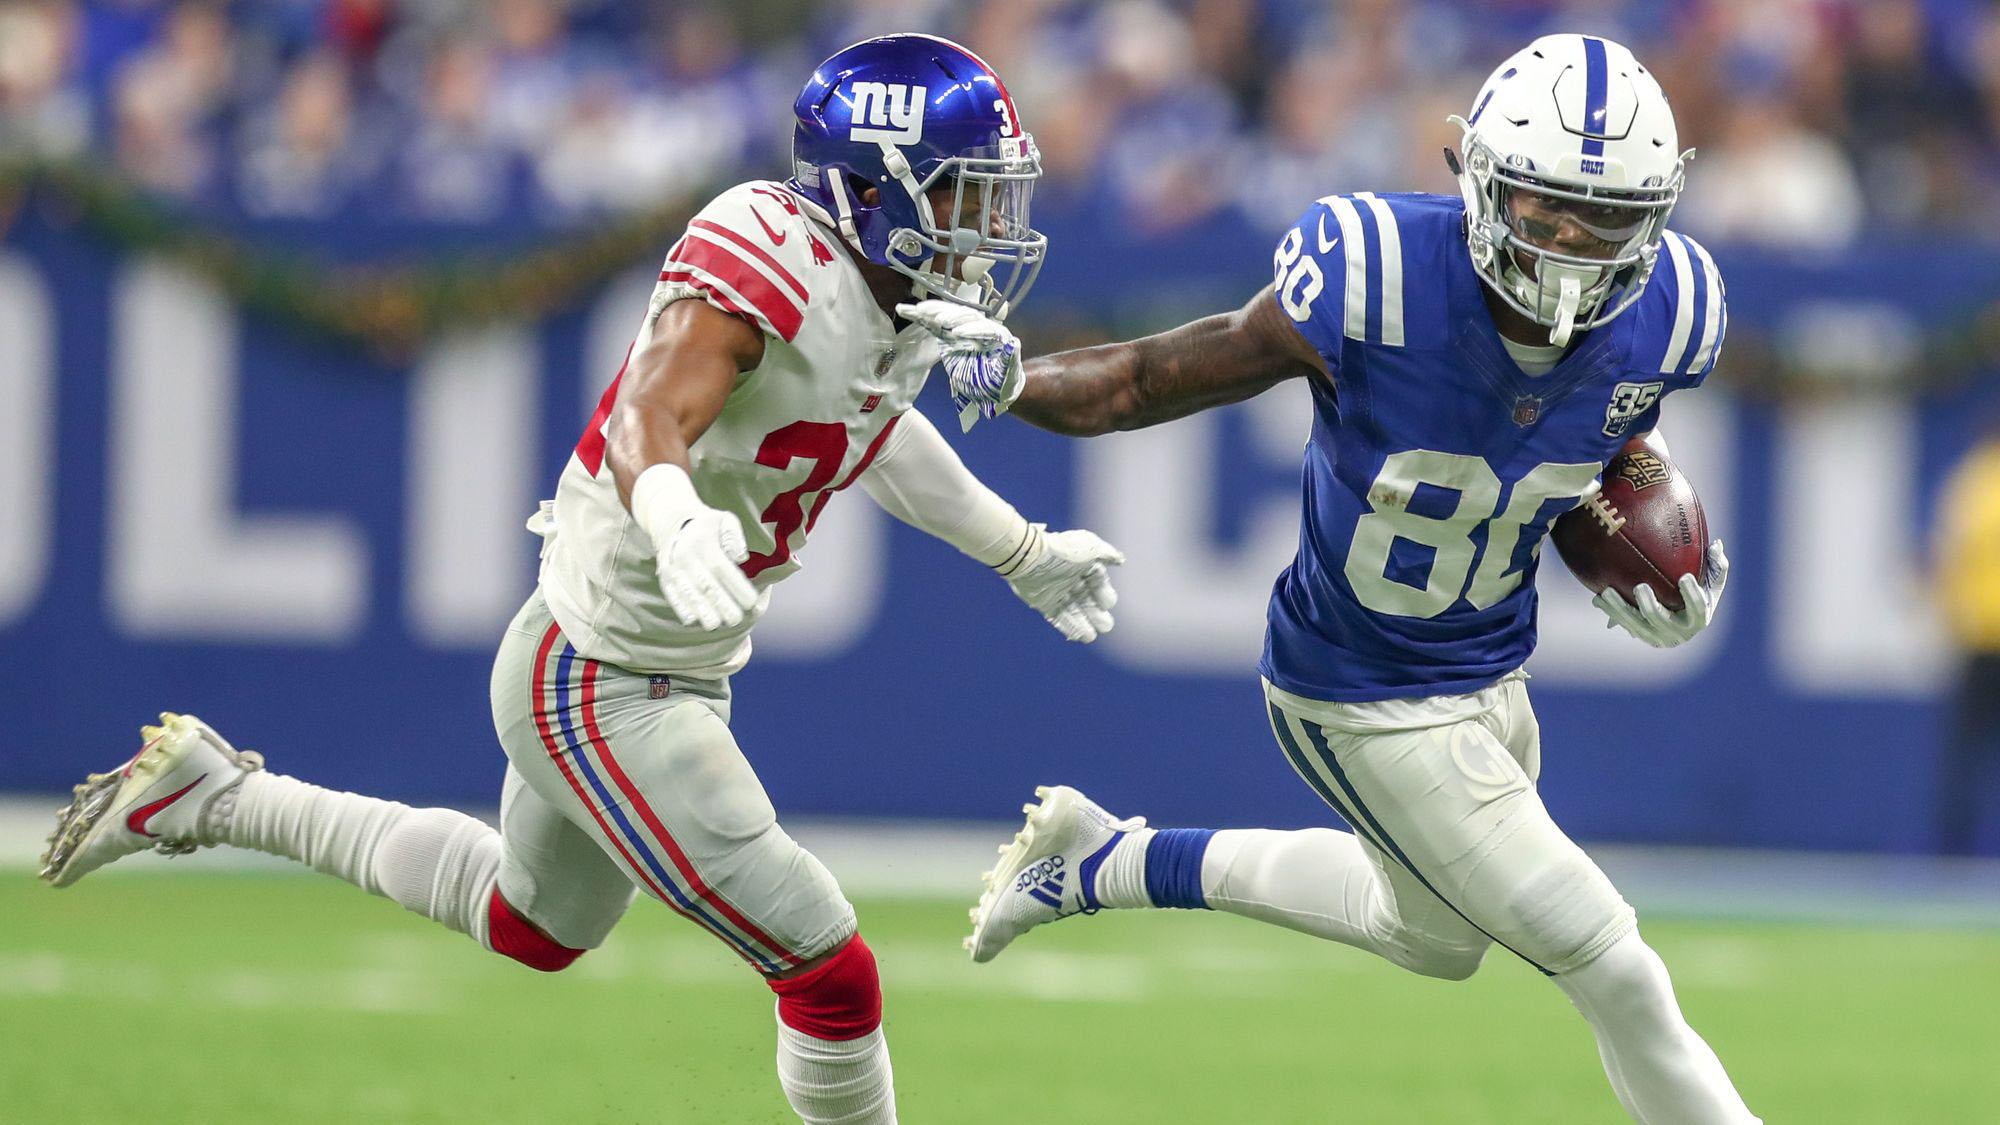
<box><xmin>3</xmin><ymin>208</ymin><xmax>1991</xmax><ymax>853</ymax></box>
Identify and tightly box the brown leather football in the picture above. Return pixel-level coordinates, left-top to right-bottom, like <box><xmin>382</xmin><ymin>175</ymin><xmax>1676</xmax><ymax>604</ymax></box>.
<box><xmin>1550</xmin><ymin>438</ymin><xmax>1710</xmax><ymax>612</ymax></box>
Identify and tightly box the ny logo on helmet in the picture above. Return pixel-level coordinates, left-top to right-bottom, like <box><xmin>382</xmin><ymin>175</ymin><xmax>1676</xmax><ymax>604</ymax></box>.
<box><xmin>850</xmin><ymin>82</ymin><xmax>926</xmax><ymax>145</ymax></box>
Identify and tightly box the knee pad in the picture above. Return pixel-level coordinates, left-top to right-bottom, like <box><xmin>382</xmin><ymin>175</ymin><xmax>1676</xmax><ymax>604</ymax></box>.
<box><xmin>487</xmin><ymin>889</ymin><xmax>587</xmax><ymax>972</ymax></box>
<box><xmin>1506</xmin><ymin>855</ymin><xmax>1637</xmax><ymax>975</ymax></box>
<box><xmin>767</xmin><ymin>934</ymin><xmax>882</xmax><ymax>1041</ymax></box>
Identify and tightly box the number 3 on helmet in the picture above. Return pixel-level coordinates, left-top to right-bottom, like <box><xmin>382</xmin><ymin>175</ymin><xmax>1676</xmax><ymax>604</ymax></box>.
<box><xmin>1446</xmin><ymin>34</ymin><xmax>1691</xmax><ymax>347</ymax></box>
<box><xmin>789</xmin><ymin>34</ymin><xmax>1047</xmax><ymax>320</ymax></box>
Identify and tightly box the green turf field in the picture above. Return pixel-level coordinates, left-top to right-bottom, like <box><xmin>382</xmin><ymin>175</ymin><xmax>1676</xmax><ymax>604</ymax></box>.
<box><xmin>4</xmin><ymin>875</ymin><xmax>1996</xmax><ymax>1123</ymax></box>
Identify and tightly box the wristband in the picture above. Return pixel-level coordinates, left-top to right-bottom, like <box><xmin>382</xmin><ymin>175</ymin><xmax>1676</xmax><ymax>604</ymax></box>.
<box><xmin>630</xmin><ymin>462</ymin><xmax>703</xmax><ymax>549</ymax></box>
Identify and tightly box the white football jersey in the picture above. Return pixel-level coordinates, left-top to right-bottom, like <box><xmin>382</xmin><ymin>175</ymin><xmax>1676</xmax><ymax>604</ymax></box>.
<box><xmin>539</xmin><ymin>180</ymin><xmax>941</xmax><ymax>677</ymax></box>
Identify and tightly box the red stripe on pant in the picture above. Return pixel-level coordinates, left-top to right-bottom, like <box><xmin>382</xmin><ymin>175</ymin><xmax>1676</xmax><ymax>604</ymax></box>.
<box><xmin>526</xmin><ymin>621</ymin><xmax>765</xmax><ymax>967</ymax></box>
<box><xmin>577</xmin><ymin>658</ymin><xmax>803</xmax><ymax>968</ymax></box>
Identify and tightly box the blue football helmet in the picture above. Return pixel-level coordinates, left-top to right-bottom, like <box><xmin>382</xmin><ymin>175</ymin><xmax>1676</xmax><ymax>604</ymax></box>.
<box><xmin>789</xmin><ymin>34</ymin><xmax>1046</xmax><ymax>319</ymax></box>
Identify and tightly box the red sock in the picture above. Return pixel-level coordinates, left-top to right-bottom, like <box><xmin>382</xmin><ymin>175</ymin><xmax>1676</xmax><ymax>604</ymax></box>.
<box><xmin>486</xmin><ymin>889</ymin><xmax>585</xmax><ymax>972</ymax></box>
<box><xmin>767</xmin><ymin>934</ymin><xmax>882</xmax><ymax>1040</ymax></box>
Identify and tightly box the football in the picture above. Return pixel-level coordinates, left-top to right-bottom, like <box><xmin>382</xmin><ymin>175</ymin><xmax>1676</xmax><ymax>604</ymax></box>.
<box><xmin>1550</xmin><ymin>437</ymin><xmax>1710</xmax><ymax>612</ymax></box>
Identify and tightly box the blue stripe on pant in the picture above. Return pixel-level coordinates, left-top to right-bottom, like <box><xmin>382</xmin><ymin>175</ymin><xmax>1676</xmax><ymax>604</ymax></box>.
<box><xmin>551</xmin><ymin>645</ymin><xmax>775</xmax><ymax>971</ymax></box>
<box><xmin>1269</xmin><ymin>700</ymin><xmax>1555</xmax><ymax>977</ymax></box>
<box><xmin>1265</xmin><ymin>702</ymin><xmax>1391</xmax><ymax>856</ymax></box>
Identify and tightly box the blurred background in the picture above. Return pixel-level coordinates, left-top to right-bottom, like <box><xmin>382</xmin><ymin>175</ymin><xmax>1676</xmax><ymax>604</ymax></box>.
<box><xmin>6</xmin><ymin>0</ymin><xmax>2000</xmax><ymax>857</ymax></box>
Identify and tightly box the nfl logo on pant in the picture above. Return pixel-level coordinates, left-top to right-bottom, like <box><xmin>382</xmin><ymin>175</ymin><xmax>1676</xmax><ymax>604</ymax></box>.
<box><xmin>648</xmin><ymin>675</ymin><xmax>671</xmax><ymax>700</ymax></box>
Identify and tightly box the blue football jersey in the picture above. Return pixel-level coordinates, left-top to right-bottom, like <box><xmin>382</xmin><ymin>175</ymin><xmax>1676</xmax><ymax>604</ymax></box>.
<box><xmin>1259</xmin><ymin>192</ymin><xmax>1726</xmax><ymax>702</ymax></box>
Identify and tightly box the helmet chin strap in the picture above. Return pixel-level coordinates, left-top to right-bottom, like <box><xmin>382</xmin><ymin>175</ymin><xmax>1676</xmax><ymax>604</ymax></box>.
<box><xmin>826</xmin><ymin>174</ymin><xmax>865</xmax><ymax>254</ymax></box>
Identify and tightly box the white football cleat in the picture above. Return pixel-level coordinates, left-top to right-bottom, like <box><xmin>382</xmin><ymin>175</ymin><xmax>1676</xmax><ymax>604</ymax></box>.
<box><xmin>40</xmin><ymin>712</ymin><xmax>264</xmax><ymax>888</ymax></box>
<box><xmin>965</xmin><ymin>784</ymin><xmax>1144</xmax><ymax>963</ymax></box>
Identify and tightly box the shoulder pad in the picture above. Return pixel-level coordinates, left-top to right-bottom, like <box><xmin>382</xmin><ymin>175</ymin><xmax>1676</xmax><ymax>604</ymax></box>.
<box><xmin>1650</xmin><ymin>229</ymin><xmax>1727</xmax><ymax>380</ymax></box>
<box><xmin>658</xmin><ymin>182</ymin><xmax>839</xmax><ymax>343</ymax></box>
<box><xmin>1291</xmin><ymin>192</ymin><xmax>1461</xmax><ymax>350</ymax></box>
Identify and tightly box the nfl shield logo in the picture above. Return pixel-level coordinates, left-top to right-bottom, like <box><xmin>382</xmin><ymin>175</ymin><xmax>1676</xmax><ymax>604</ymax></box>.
<box><xmin>648</xmin><ymin>675</ymin><xmax>671</xmax><ymax>700</ymax></box>
<box><xmin>1512</xmin><ymin>397</ymin><xmax>1541</xmax><ymax>426</ymax></box>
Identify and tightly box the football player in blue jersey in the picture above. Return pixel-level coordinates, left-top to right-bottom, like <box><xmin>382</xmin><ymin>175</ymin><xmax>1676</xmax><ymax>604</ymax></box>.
<box><xmin>902</xmin><ymin>33</ymin><xmax>1754</xmax><ymax>1123</ymax></box>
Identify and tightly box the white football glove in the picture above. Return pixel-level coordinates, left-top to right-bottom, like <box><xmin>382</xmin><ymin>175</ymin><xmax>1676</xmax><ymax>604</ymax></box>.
<box><xmin>895</xmin><ymin>299</ymin><xmax>1025</xmax><ymax>431</ymax></box>
<box><xmin>998</xmin><ymin>524</ymin><xmax>1124</xmax><ymax>643</ymax></box>
<box><xmin>1593</xmin><ymin>540</ymin><xmax>1730</xmax><ymax>648</ymax></box>
<box><xmin>630</xmin><ymin>464</ymin><xmax>760</xmax><ymax>632</ymax></box>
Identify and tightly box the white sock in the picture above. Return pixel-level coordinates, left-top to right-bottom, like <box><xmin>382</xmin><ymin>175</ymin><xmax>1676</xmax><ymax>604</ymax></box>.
<box><xmin>223</xmin><ymin>771</ymin><xmax>502</xmax><ymax>945</ymax></box>
<box><xmin>774</xmin><ymin>1017</ymin><xmax>896</xmax><ymax>1124</ymax></box>
<box><xmin>1091</xmin><ymin>826</ymin><xmax>1155</xmax><ymax>909</ymax></box>
<box><xmin>1555</xmin><ymin>930</ymin><xmax>1760</xmax><ymax>1124</ymax></box>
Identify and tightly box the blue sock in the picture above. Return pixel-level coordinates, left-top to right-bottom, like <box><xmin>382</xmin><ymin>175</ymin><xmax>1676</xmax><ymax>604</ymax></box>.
<box><xmin>1143</xmin><ymin>828</ymin><xmax>1216</xmax><ymax>910</ymax></box>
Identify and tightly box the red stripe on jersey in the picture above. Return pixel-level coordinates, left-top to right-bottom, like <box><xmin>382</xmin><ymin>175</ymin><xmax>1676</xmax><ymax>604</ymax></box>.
<box><xmin>658</xmin><ymin>267</ymin><xmax>799</xmax><ymax>342</ymax></box>
<box><xmin>673</xmin><ymin>235</ymin><xmax>806</xmax><ymax>339</ymax></box>
<box><xmin>689</xmin><ymin>219</ymin><xmax>810</xmax><ymax>304</ymax></box>
<box><xmin>574</xmin><ymin>346</ymin><xmax>630</xmax><ymax>477</ymax></box>
<box><xmin>663</xmin><ymin>243</ymin><xmax>805</xmax><ymax>342</ymax></box>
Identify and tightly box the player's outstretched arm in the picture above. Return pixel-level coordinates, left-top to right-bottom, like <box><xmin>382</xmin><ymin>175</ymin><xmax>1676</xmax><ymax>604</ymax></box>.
<box><xmin>605</xmin><ymin>299</ymin><xmax>768</xmax><ymax>631</ymax></box>
<box><xmin>861</xmin><ymin>410</ymin><xmax>1123</xmax><ymax>643</ymax></box>
<box><xmin>1011</xmin><ymin>284</ymin><xmax>1328</xmax><ymax>437</ymax></box>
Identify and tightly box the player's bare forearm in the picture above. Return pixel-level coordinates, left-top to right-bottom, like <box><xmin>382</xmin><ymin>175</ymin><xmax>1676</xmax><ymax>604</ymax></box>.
<box><xmin>1011</xmin><ymin>285</ymin><xmax>1327</xmax><ymax>437</ymax></box>
<box><xmin>606</xmin><ymin>300</ymin><xmax>765</xmax><ymax>508</ymax></box>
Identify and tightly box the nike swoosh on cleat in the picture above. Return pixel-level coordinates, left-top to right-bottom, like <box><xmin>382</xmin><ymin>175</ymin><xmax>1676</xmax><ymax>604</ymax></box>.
<box><xmin>126</xmin><ymin>775</ymin><xmax>207</xmax><ymax>838</ymax></box>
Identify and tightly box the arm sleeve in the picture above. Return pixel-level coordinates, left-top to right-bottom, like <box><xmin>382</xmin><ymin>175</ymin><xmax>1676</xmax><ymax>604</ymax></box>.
<box><xmin>859</xmin><ymin>409</ymin><xmax>1033</xmax><ymax>568</ymax></box>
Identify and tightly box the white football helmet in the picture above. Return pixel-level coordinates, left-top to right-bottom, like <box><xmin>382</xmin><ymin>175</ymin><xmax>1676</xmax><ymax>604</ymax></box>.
<box><xmin>1448</xmin><ymin>34</ymin><xmax>1689</xmax><ymax>346</ymax></box>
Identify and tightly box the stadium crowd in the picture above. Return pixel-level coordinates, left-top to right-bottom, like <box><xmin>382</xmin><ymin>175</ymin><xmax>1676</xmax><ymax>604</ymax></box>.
<box><xmin>3</xmin><ymin>0</ymin><xmax>2000</xmax><ymax>245</ymax></box>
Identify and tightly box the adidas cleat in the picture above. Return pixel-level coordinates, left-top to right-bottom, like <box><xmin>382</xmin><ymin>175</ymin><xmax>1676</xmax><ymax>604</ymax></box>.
<box><xmin>964</xmin><ymin>785</ymin><xmax>1144</xmax><ymax>963</ymax></box>
<box><xmin>40</xmin><ymin>713</ymin><xmax>264</xmax><ymax>889</ymax></box>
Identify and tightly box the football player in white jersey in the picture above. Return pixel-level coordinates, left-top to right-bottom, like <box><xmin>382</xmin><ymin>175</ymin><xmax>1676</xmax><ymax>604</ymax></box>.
<box><xmin>39</xmin><ymin>35</ymin><xmax>1118</xmax><ymax>1125</ymax></box>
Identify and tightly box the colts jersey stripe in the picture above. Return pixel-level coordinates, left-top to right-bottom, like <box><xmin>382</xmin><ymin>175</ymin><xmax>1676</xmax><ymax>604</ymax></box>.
<box><xmin>1670</xmin><ymin>236</ymin><xmax>1711</xmax><ymax>376</ymax></box>
<box><xmin>1355</xmin><ymin>192</ymin><xmax>1406</xmax><ymax>346</ymax></box>
<box><xmin>689</xmin><ymin>218</ymin><xmax>810</xmax><ymax>304</ymax></box>
<box><xmin>1320</xmin><ymin>194</ymin><xmax>1369</xmax><ymax>342</ymax></box>
<box><xmin>1684</xmin><ymin>237</ymin><xmax>1725</xmax><ymax>374</ymax></box>
<box><xmin>1658</xmin><ymin>233</ymin><xmax>1697</xmax><ymax>374</ymax></box>
<box><xmin>1356</xmin><ymin>196</ymin><xmax>1385</xmax><ymax>346</ymax></box>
